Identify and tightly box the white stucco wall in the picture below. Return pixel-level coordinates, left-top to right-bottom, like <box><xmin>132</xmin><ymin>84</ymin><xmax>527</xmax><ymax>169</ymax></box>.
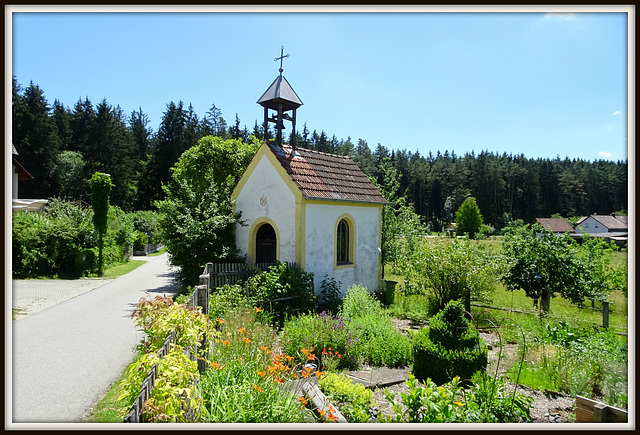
<box><xmin>234</xmin><ymin>154</ymin><xmax>297</xmax><ymax>262</ymax></box>
<box><xmin>575</xmin><ymin>217</ymin><xmax>609</xmax><ymax>234</ymax></box>
<box><xmin>304</xmin><ymin>203</ymin><xmax>381</xmax><ymax>296</ymax></box>
<box><xmin>13</xmin><ymin>166</ymin><xmax>19</xmax><ymax>198</ymax></box>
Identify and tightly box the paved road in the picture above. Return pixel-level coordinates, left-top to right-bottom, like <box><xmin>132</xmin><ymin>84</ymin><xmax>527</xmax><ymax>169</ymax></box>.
<box><xmin>10</xmin><ymin>253</ymin><xmax>180</xmax><ymax>424</ymax></box>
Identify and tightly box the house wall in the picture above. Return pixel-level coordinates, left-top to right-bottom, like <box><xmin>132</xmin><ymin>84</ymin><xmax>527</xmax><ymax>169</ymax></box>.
<box><xmin>575</xmin><ymin>217</ymin><xmax>609</xmax><ymax>234</ymax></box>
<box><xmin>304</xmin><ymin>202</ymin><xmax>381</xmax><ymax>297</ymax></box>
<box><xmin>234</xmin><ymin>154</ymin><xmax>297</xmax><ymax>263</ymax></box>
<box><xmin>13</xmin><ymin>166</ymin><xmax>19</xmax><ymax>198</ymax></box>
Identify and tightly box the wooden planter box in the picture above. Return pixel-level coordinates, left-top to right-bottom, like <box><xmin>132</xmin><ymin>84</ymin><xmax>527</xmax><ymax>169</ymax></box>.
<box><xmin>575</xmin><ymin>395</ymin><xmax>628</xmax><ymax>423</ymax></box>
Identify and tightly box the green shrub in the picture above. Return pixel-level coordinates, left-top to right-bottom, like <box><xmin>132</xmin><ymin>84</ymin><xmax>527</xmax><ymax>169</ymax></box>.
<box><xmin>339</xmin><ymin>284</ymin><xmax>412</xmax><ymax>368</ymax></box>
<box><xmin>131</xmin><ymin>210</ymin><xmax>161</xmax><ymax>244</ymax></box>
<box><xmin>353</xmin><ymin>314</ymin><xmax>412</xmax><ymax>367</ymax></box>
<box><xmin>247</xmin><ymin>262</ymin><xmax>315</xmax><ymax>325</ymax></box>
<box><xmin>133</xmin><ymin>230</ymin><xmax>148</xmax><ymax>251</ymax></box>
<box><xmin>209</xmin><ymin>284</ymin><xmax>249</xmax><ymax>320</ymax></box>
<box><xmin>12</xmin><ymin>199</ymin><xmax>96</xmax><ymax>278</ymax></box>
<box><xmin>380</xmin><ymin>372</ymin><xmax>533</xmax><ymax>423</ymax></box>
<box><xmin>199</xmin><ymin>303</ymin><xmax>314</xmax><ymax>423</ymax></box>
<box><xmin>339</xmin><ymin>284</ymin><xmax>383</xmax><ymax>319</ymax></box>
<box><xmin>412</xmin><ymin>300</ymin><xmax>487</xmax><ymax>385</ymax></box>
<box><xmin>465</xmin><ymin>371</ymin><xmax>533</xmax><ymax>422</ymax></box>
<box><xmin>280</xmin><ymin>311</ymin><xmax>363</xmax><ymax>371</ymax></box>
<box><xmin>318</xmin><ymin>275</ymin><xmax>342</xmax><ymax>314</ymax></box>
<box><xmin>318</xmin><ymin>372</ymin><xmax>376</xmax><ymax>422</ymax></box>
<box><xmin>381</xmin><ymin>374</ymin><xmax>467</xmax><ymax>423</ymax></box>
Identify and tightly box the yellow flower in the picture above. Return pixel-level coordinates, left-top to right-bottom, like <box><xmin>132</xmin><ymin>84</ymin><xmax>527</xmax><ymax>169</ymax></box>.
<box><xmin>454</xmin><ymin>401</ymin><xmax>463</xmax><ymax>407</ymax></box>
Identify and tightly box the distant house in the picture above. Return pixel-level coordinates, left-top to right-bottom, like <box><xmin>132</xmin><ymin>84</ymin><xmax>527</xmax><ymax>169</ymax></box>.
<box><xmin>12</xmin><ymin>144</ymin><xmax>33</xmax><ymax>198</ymax></box>
<box><xmin>530</xmin><ymin>217</ymin><xmax>575</xmax><ymax>234</ymax></box>
<box><xmin>575</xmin><ymin>214</ymin><xmax>628</xmax><ymax>235</ymax></box>
<box><xmin>574</xmin><ymin>214</ymin><xmax>628</xmax><ymax>247</ymax></box>
<box><xmin>11</xmin><ymin>144</ymin><xmax>47</xmax><ymax>212</ymax></box>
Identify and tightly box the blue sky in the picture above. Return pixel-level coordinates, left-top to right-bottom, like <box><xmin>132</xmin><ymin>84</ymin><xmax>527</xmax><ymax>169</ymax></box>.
<box><xmin>9</xmin><ymin>7</ymin><xmax>631</xmax><ymax>162</ymax></box>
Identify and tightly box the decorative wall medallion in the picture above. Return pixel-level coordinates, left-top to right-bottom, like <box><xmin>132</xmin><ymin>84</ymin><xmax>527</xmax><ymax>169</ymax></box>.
<box><xmin>260</xmin><ymin>195</ymin><xmax>268</xmax><ymax>206</ymax></box>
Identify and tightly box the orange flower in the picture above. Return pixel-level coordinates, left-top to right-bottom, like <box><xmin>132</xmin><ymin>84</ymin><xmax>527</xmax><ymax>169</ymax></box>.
<box><xmin>242</xmin><ymin>336</ymin><xmax>252</xmax><ymax>343</ymax></box>
<box><xmin>322</xmin><ymin>349</ymin><xmax>328</xmax><ymax>355</ymax></box>
<box><xmin>260</xmin><ymin>346</ymin><xmax>272</xmax><ymax>354</ymax></box>
<box><xmin>285</xmin><ymin>355</ymin><xmax>294</xmax><ymax>362</ymax></box>
<box><xmin>238</xmin><ymin>328</ymin><xmax>246</xmax><ymax>334</ymax></box>
<box><xmin>298</xmin><ymin>396</ymin><xmax>309</xmax><ymax>406</ymax></box>
<box><xmin>326</xmin><ymin>412</ymin><xmax>338</xmax><ymax>422</ymax></box>
<box><xmin>255</xmin><ymin>306</ymin><xmax>263</xmax><ymax>313</ymax></box>
<box><xmin>275</xmin><ymin>375</ymin><xmax>284</xmax><ymax>384</ymax></box>
<box><xmin>268</xmin><ymin>365</ymin><xmax>278</xmax><ymax>374</ymax></box>
<box><xmin>301</xmin><ymin>368</ymin><xmax>311</xmax><ymax>378</ymax></box>
<box><xmin>216</xmin><ymin>318</ymin><xmax>225</xmax><ymax>324</ymax></box>
<box><xmin>253</xmin><ymin>385</ymin><xmax>264</xmax><ymax>392</ymax></box>
<box><xmin>210</xmin><ymin>361</ymin><xmax>222</xmax><ymax>370</ymax></box>
<box><xmin>221</xmin><ymin>340</ymin><xmax>229</xmax><ymax>346</ymax></box>
<box><xmin>257</xmin><ymin>370</ymin><xmax>267</xmax><ymax>377</ymax></box>
<box><xmin>454</xmin><ymin>401</ymin><xmax>463</xmax><ymax>407</ymax></box>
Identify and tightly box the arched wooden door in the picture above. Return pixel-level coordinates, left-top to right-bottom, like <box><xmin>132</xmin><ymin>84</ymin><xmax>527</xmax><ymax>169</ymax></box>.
<box><xmin>255</xmin><ymin>223</ymin><xmax>277</xmax><ymax>264</ymax></box>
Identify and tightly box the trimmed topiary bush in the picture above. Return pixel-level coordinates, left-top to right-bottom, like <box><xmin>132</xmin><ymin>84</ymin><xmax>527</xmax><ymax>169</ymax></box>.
<box><xmin>412</xmin><ymin>300</ymin><xmax>487</xmax><ymax>385</ymax></box>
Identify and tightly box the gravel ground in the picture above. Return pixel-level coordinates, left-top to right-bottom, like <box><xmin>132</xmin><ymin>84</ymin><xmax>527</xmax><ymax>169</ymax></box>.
<box><xmin>372</xmin><ymin>319</ymin><xmax>577</xmax><ymax>423</ymax></box>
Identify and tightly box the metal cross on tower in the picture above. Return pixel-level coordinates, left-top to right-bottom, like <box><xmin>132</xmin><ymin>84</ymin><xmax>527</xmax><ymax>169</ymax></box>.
<box><xmin>274</xmin><ymin>46</ymin><xmax>289</xmax><ymax>74</ymax></box>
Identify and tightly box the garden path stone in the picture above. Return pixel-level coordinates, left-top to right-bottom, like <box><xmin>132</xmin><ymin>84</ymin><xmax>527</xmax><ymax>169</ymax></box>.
<box><xmin>10</xmin><ymin>253</ymin><xmax>179</xmax><ymax>425</ymax></box>
<box><xmin>344</xmin><ymin>367</ymin><xmax>410</xmax><ymax>389</ymax></box>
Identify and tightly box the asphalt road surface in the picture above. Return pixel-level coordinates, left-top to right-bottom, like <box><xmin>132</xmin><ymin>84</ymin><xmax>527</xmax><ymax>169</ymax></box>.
<box><xmin>10</xmin><ymin>253</ymin><xmax>180</xmax><ymax>424</ymax></box>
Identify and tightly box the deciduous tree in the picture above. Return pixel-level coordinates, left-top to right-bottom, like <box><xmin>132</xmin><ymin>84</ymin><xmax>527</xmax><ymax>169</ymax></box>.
<box><xmin>156</xmin><ymin>136</ymin><xmax>261</xmax><ymax>286</ymax></box>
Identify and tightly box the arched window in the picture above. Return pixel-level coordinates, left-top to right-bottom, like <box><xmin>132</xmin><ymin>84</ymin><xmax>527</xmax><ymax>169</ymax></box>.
<box><xmin>255</xmin><ymin>223</ymin><xmax>277</xmax><ymax>264</ymax></box>
<box><xmin>336</xmin><ymin>219</ymin><xmax>350</xmax><ymax>264</ymax></box>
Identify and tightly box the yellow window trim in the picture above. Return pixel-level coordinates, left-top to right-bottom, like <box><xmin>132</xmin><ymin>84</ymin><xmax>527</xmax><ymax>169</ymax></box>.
<box><xmin>334</xmin><ymin>213</ymin><xmax>356</xmax><ymax>270</ymax></box>
<box><xmin>248</xmin><ymin>217</ymin><xmax>281</xmax><ymax>264</ymax></box>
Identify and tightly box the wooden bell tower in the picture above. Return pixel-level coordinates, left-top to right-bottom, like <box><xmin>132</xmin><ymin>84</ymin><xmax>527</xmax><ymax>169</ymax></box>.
<box><xmin>257</xmin><ymin>46</ymin><xmax>303</xmax><ymax>149</ymax></box>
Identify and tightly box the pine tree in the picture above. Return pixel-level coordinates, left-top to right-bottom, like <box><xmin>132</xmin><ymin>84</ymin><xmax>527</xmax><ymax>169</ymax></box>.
<box><xmin>13</xmin><ymin>81</ymin><xmax>60</xmax><ymax>198</ymax></box>
<box><xmin>455</xmin><ymin>197</ymin><xmax>484</xmax><ymax>239</ymax></box>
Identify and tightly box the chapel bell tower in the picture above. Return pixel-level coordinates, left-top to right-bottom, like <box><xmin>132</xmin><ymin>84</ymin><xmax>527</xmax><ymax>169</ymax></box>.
<box><xmin>257</xmin><ymin>46</ymin><xmax>303</xmax><ymax>149</ymax></box>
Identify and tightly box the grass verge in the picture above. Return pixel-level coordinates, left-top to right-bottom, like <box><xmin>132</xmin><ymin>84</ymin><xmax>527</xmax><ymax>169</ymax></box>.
<box><xmin>81</xmin><ymin>353</ymin><xmax>142</xmax><ymax>422</ymax></box>
<box><xmin>102</xmin><ymin>260</ymin><xmax>146</xmax><ymax>278</ymax></box>
<box><xmin>147</xmin><ymin>247</ymin><xmax>167</xmax><ymax>256</ymax></box>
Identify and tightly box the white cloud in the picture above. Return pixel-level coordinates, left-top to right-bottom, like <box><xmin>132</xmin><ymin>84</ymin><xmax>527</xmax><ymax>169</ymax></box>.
<box><xmin>599</xmin><ymin>151</ymin><xmax>612</xmax><ymax>158</ymax></box>
<box><xmin>544</xmin><ymin>13</ymin><xmax>576</xmax><ymax>19</ymax></box>
<box><xmin>613</xmin><ymin>110</ymin><xmax>622</xmax><ymax>115</ymax></box>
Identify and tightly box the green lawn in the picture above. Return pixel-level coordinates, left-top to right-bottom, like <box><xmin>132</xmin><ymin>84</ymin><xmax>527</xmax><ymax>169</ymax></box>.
<box><xmin>102</xmin><ymin>260</ymin><xmax>146</xmax><ymax>278</ymax></box>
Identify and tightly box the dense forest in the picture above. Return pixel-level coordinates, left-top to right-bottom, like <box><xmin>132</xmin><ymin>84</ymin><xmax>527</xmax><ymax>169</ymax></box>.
<box><xmin>12</xmin><ymin>78</ymin><xmax>628</xmax><ymax>231</ymax></box>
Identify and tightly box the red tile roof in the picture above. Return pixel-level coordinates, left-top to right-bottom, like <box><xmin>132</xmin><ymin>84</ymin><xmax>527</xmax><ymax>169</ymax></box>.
<box><xmin>267</xmin><ymin>143</ymin><xmax>388</xmax><ymax>204</ymax></box>
<box><xmin>532</xmin><ymin>218</ymin><xmax>575</xmax><ymax>233</ymax></box>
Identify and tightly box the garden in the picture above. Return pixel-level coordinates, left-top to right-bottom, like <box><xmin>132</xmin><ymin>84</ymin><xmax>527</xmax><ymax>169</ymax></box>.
<box><xmin>99</xmin><ymin>227</ymin><xmax>627</xmax><ymax>424</ymax></box>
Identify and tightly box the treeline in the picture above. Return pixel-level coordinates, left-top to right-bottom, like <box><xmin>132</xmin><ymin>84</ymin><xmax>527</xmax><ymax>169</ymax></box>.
<box><xmin>12</xmin><ymin>78</ymin><xmax>627</xmax><ymax>229</ymax></box>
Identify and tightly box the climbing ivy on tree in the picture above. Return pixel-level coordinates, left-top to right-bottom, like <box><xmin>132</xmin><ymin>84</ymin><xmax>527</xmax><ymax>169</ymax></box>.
<box><xmin>90</xmin><ymin>172</ymin><xmax>114</xmax><ymax>275</ymax></box>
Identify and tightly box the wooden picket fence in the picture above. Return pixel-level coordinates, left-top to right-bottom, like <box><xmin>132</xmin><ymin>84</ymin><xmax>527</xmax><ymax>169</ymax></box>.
<box><xmin>124</xmin><ymin>261</ymin><xmax>311</xmax><ymax>423</ymax></box>
<box><xmin>123</xmin><ymin>287</ymin><xmax>209</xmax><ymax>423</ymax></box>
<box><xmin>202</xmin><ymin>261</ymin><xmax>297</xmax><ymax>290</ymax></box>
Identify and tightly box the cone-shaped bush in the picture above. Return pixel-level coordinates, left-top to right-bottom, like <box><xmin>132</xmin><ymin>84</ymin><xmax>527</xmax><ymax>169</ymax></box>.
<box><xmin>412</xmin><ymin>300</ymin><xmax>487</xmax><ymax>385</ymax></box>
